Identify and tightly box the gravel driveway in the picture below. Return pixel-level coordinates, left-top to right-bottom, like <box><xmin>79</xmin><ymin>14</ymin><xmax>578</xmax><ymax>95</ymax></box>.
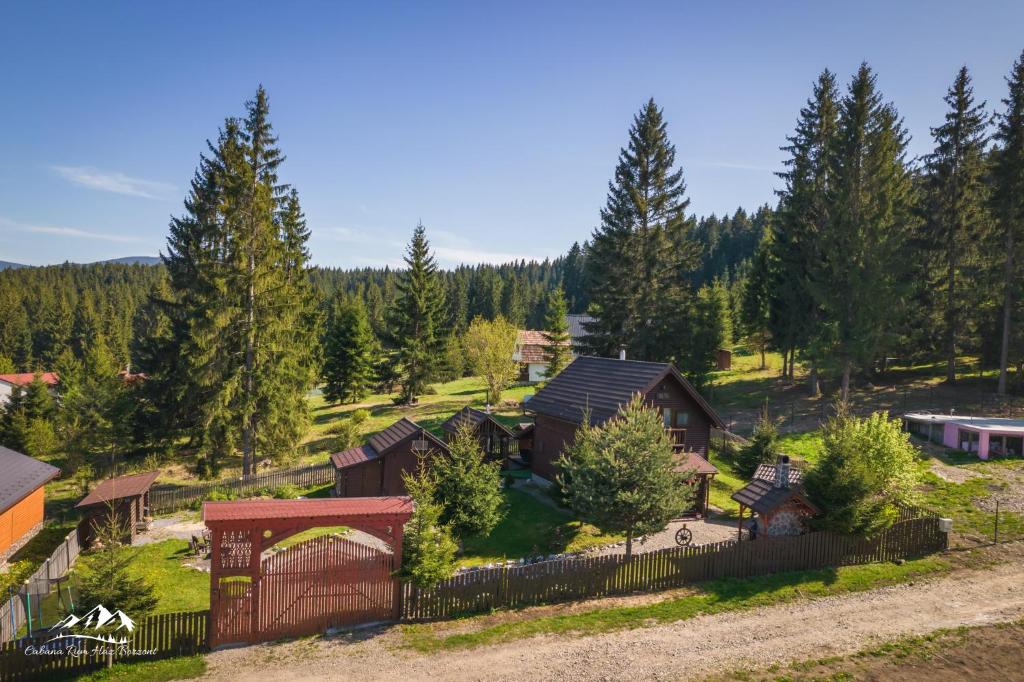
<box><xmin>201</xmin><ymin>545</ymin><xmax>1024</xmax><ymax>681</ymax></box>
<box><xmin>594</xmin><ymin>515</ymin><xmax>738</xmax><ymax>557</ymax></box>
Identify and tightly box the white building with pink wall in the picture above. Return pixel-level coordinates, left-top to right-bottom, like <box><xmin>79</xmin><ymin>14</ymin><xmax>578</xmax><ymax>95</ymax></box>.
<box><xmin>903</xmin><ymin>413</ymin><xmax>1024</xmax><ymax>459</ymax></box>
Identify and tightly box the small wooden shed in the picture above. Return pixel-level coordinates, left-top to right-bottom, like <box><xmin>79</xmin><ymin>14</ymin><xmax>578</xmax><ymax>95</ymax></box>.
<box><xmin>716</xmin><ymin>348</ymin><xmax>732</xmax><ymax>371</ymax></box>
<box><xmin>330</xmin><ymin>418</ymin><xmax>449</xmax><ymax>498</ymax></box>
<box><xmin>441</xmin><ymin>406</ymin><xmax>518</xmax><ymax>461</ymax></box>
<box><xmin>76</xmin><ymin>470</ymin><xmax>160</xmax><ymax>547</ymax></box>
<box><xmin>731</xmin><ymin>459</ymin><xmax>818</xmax><ymax>540</ymax></box>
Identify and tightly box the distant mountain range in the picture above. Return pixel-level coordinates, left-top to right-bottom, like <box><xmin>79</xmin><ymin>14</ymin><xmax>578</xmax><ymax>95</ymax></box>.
<box><xmin>0</xmin><ymin>256</ymin><xmax>161</xmax><ymax>270</ymax></box>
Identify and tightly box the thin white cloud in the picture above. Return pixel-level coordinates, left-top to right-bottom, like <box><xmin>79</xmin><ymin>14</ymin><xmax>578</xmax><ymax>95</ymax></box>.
<box><xmin>694</xmin><ymin>160</ymin><xmax>777</xmax><ymax>173</ymax></box>
<box><xmin>323</xmin><ymin>225</ymin><xmax>541</xmax><ymax>266</ymax></box>
<box><xmin>0</xmin><ymin>217</ymin><xmax>148</xmax><ymax>244</ymax></box>
<box><xmin>51</xmin><ymin>165</ymin><xmax>176</xmax><ymax>200</ymax></box>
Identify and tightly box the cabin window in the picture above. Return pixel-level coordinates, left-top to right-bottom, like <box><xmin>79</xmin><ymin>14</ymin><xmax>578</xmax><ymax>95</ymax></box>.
<box><xmin>662</xmin><ymin>408</ymin><xmax>672</xmax><ymax>427</ymax></box>
<box><xmin>675</xmin><ymin>411</ymin><xmax>689</xmax><ymax>427</ymax></box>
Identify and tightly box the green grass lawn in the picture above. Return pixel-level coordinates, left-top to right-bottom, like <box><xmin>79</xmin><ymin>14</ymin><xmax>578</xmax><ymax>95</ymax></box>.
<box><xmin>73</xmin><ymin>656</ymin><xmax>207</xmax><ymax>682</ymax></box>
<box><xmin>707</xmin><ymin>448</ymin><xmax>746</xmax><ymax>518</ymax></box>
<box><xmin>401</xmin><ymin>555</ymin><xmax>951</xmax><ymax>652</ymax></box>
<box><xmin>273</xmin><ymin>525</ymin><xmax>351</xmax><ymax>549</ymax></box>
<box><xmin>918</xmin><ymin>470</ymin><xmax>1024</xmax><ymax>542</ymax></box>
<box><xmin>459</xmin><ymin>487</ymin><xmax>620</xmax><ymax>566</ymax></box>
<box><xmin>778</xmin><ymin>429</ymin><xmax>824</xmax><ymax>463</ymax></box>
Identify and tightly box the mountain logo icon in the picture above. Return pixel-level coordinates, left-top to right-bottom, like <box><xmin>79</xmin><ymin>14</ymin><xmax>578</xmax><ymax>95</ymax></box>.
<box><xmin>47</xmin><ymin>604</ymin><xmax>137</xmax><ymax>644</ymax></box>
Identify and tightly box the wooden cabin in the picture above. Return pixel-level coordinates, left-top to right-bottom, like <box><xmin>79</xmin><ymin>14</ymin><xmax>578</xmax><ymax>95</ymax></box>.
<box><xmin>76</xmin><ymin>470</ymin><xmax>159</xmax><ymax>547</ymax></box>
<box><xmin>524</xmin><ymin>355</ymin><xmax>725</xmax><ymax>517</ymax></box>
<box><xmin>440</xmin><ymin>406</ymin><xmax>518</xmax><ymax>461</ymax></box>
<box><xmin>0</xmin><ymin>446</ymin><xmax>59</xmax><ymax>562</ymax></box>
<box><xmin>330</xmin><ymin>418</ymin><xmax>449</xmax><ymax>498</ymax></box>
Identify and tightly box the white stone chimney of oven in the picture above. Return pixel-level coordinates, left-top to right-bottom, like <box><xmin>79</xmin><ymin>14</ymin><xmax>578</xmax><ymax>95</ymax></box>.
<box><xmin>619</xmin><ymin>347</ymin><xmax>626</xmax><ymax>361</ymax></box>
<box><xmin>776</xmin><ymin>455</ymin><xmax>791</xmax><ymax>489</ymax></box>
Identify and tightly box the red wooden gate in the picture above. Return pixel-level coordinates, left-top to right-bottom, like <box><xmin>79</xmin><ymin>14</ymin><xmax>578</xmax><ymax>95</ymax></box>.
<box><xmin>204</xmin><ymin>498</ymin><xmax>412</xmax><ymax>648</ymax></box>
<box><xmin>259</xmin><ymin>535</ymin><xmax>394</xmax><ymax>639</ymax></box>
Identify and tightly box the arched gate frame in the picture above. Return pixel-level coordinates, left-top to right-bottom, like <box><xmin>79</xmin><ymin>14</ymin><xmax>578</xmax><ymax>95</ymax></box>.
<box><xmin>203</xmin><ymin>497</ymin><xmax>413</xmax><ymax>647</ymax></box>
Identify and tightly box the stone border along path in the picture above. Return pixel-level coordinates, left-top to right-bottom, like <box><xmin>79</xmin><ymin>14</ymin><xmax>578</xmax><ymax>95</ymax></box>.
<box><xmin>201</xmin><ymin>543</ymin><xmax>1024</xmax><ymax>681</ymax></box>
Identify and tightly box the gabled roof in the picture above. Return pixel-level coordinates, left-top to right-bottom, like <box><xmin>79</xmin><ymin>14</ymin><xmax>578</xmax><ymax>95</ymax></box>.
<box><xmin>331</xmin><ymin>417</ymin><xmax>448</xmax><ymax>470</ymax></box>
<box><xmin>674</xmin><ymin>452</ymin><xmax>718</xmax><ymax>477</ymax></box>
<box><xmin>565</xmin><ymin>315</ymin><xmax>594</xmax><ymax>346</ymax></box>
<box><xmin>0</xmin><ymin>445</ymin><xmax>60</xmax><ymax>515</ymax></box>
<box><xmin>0</xmin><ymin>372</ymin><xmax>59</xmax><ymax>387</ymax></box>
<box><xmin>514</xmin><ymin>330</ymin><xmax>567</xmax><ymax>365</ymax></box>
<box><xmin>76</xmin><ymin>471</ymin><xmax>161</xmax><ymax>508</ymax></box>
<box><xmin>525</xmin><ymin>355</ymin><xmax>724</xmax><ymax>428</ymax></box>
<box><xmin>732</xmin><ymin>464</ymin><xmax>817</xmax><ymax>515</ymax></box>
<box><xmin>203</xmin><ymin>497</ymin><xmax>414</xmax><ymax>523</ymax></box>
<box><xmin>441</xmin><ymin>406</ymin><xmax>515</xmax><ymax>438</ymax></box>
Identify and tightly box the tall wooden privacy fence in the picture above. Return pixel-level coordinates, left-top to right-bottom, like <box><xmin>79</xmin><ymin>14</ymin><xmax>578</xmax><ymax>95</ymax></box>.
<box><xmin>0</xmin><ymin>529</ymin><xmax>81</xmax><ymax>643</ymax></box>
<box><xmin>0</xmin><ymin>610</ymin><xmax>208</xmax><ymax>681</ymax></box>
<box><xmin>149</xmin><ymin>462</ymin><xmax>334</xmax><ymax>513</ymax></box>
<box><xmin>403</xmin><ymin>514</ymin><xmax>948</xmax><ymax>620</ymax></box>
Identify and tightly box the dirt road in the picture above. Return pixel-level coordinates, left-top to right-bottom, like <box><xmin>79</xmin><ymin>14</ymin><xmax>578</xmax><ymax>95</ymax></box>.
<box><xmin>202</xmin><ymin>553</ymin><xmax>1024</xmax><ymax>681</ymax></box>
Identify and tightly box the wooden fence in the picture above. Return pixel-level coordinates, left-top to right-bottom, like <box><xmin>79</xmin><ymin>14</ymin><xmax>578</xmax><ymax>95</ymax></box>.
<box><xmin>402</xmin><ymin>514</ymin><xmax>948</xmax><ymax>620</ymax></box>
<box><xmin>0</xmin><ymin>610</ymin><xmax>208</xmax><ymax>681</ymax></box>
<box><xmin>0</xmin><ymin>529</ymin><xmax>81</xmax><ymax>643</ymax></box>
<box><xmin>148</xmin><ymin>462</ymin><xmax>334</xmax><ymax>513</ymax></box>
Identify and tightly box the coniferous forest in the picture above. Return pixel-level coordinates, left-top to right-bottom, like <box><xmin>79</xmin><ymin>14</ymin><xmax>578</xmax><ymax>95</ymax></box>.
<box><xmin>2</xmin><ymin>52</ymin><xmax>1024</xmax><ymax>477</ymax></box>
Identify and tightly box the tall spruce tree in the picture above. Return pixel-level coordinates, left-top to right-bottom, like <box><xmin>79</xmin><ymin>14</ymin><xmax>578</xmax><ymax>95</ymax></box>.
<box><xmin>584</xmin><ymin>99</ymin><xmax>701</xmax><ymax>363</ymax></box>
<box><xmin>541</xmin><ymin>287</ymin><xmax>572</xmax><ymax>378</ymax></box>
<box><xmin>391</xmin><ymin>223</ymin><xmax>445</xmax><ymax>404</ymax></box>
<box><xmin>993</xmin><ymin>51</ymin><xmax>1024</xmax><ymax>395</ymax></box>
<box><xmin>161</xmin><ymin>87</ymin><xmax>316</xmax><ymax>476</ymax></box>
<box><xmin>817</xmin><ymin>65</ymin><xmax>917</xmax><ymax>401</ymax></box>
<box><xmin>741</xmin><ymin>237</ymin><xmax>773</xmax><ymax>370</ymax></box>
<box><xmin>322</xmin><ymin>293</ymin><xmax>377</xmax><ymax>404</ymax></box>
<box><xmin>772</xmin><ymin>70</ymin><xmax>840</xmax><ymax>394</ymax></box>
<box><xmin>923</xmin><ymin>67</ymin><xmax>990</xmax><ymax>384</ymax></box>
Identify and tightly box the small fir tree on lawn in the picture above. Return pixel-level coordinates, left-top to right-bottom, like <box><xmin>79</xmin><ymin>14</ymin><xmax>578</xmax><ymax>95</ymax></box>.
<box><xmin>462</xmin><ymin>315</ymin><xmax>519</xmax><ymax>404</ymax></box>
<box><xmin>431</xmin><ymin>424</ymin><xmax>506</xmax><ymax>539</ymax></box>
<box><xmin>76</xmin><ymin>508</ymin><xmax>158</xmax><ymax>618</ymax></box>
<box><xmin>400</xmin><ymin>465</ymin><xmax>457</xmax><ymax>588</ymax></box>
<box><xmin>541</xmin><ymin>287</ymin><xmax>572</xmax><ymax>379</ymax></box>
<box><xmin>558</xmin><ymin>396</ymin><xmax>695</xmax><ymax>559</ymax></box>
<box><xmin>735</xmin><ymin>405</ymin><xmax>781</xmax><ymax>477</ymax></box>
<box><xmin>803</xmin><ymin>406</ymin><xmax>921</xmax><ymax>536</ymax></box>
<box><xmin>321</xmin><ymin>293</ymin><xmax>377</xmax><ymax>404</ymax></box>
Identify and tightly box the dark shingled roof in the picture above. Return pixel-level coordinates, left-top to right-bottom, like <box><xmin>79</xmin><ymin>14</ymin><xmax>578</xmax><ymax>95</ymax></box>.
<box><xmin>331</xmin><ymin>418</ymin><xmax>448</xmax><ymax>470</ymax></box>
<box><xmin>674</xmin><ymin>452</ymin><xmax>718</xmax><ymax>477</ymax></box>
<box><xmin>441</xmin><ymin>407</ymin><xmax>515</xmax><ymax>438</ymax></box>
<box><xmin>76</xmin><ymin>471</ymin><xmax>160</xmax><ymax>508</ymax></box>
<box><xmin>731</xmin><ymin>464</ymin><xmax>818</xmax><ymax>515</ymax></box>
<box><xmin>526</xmin><ymin>355</ymin><xmax>724</xmax><ymax>428</ymax></box>
<box><xmin>0</xmin><ymin>445</ymin><xmax>59</xmax><ymax>514</ymax></box>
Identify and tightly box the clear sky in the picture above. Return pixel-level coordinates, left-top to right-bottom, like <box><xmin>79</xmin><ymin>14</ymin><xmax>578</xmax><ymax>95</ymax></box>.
<box><xmin>1</xmin><ymin>1</ymin><xmax>1022</xmax><ymax>268</ymax></box>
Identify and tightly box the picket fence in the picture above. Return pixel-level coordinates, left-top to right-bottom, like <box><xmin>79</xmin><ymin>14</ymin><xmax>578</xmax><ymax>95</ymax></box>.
<box><xmin>402</xmin><ymin>513</ymin><xmax>948</xmax><ymax>620</ymax></box>
<box><xmin>148</xmin><ymin>462</ymin><xmax>334</xmax><ymax>513</ymax></box>
<box><xmin>0</xmin><ymin>610</ymin><xmax>208</xmax><ymax>681</ymax></box>
<box><xmin>0</xmin><ymin>530</ymin><xmax>81</xmax><ymax>643</ymax></box>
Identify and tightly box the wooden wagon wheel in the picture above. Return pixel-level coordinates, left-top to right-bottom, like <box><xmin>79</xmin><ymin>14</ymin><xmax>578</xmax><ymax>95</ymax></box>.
<box><xmin>674</xmin><ymin>526</ymin><xmax>693</xmax><ymax>546</ymax></box>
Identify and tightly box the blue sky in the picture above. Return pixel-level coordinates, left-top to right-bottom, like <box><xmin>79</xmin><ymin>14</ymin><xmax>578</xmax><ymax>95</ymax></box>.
<box><xmin>1</xmin><ymin>1</ymin><xmax>1022</xmax><ymax>267</ymax></box>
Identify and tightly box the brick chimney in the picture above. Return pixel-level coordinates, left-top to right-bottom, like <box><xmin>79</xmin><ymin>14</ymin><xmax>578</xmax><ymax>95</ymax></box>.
<box><xmin>619</xmin><ymin>347</ymin><xmax>626</xmax><ymax>361</ymax></box>
<box><xmin>775</xmin><ymin>455</ymin><xmax>790</xmax><ymax>489</ymax></box>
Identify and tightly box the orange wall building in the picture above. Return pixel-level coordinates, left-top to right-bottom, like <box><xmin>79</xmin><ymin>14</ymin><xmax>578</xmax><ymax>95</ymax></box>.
<box><xmin>0</xmin><ymin>446</ymin><xmax>59</xmax><ymax>560</ymax></box>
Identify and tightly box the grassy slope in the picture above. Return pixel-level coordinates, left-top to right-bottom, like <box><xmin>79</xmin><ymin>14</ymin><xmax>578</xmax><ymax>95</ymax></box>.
<box><xmin>402</xmin><ymin>555</ymin><xmax>951</xmax><ymax>652</ymax></box>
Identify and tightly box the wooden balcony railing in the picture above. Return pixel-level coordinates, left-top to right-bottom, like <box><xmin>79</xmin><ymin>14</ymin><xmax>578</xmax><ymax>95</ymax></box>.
<box><xmin>667</xmin><ymin>428</ymin><xmax>687</xmax><ymax>451</ymax></box>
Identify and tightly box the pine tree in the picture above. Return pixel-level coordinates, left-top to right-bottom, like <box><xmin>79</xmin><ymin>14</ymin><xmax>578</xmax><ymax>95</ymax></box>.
<box><xmin>400</xmin><ymin>465</ymin><xmax>457</xmax><ymax>588</ymax></box>
<box><xmin>923</xmin><ymin>67</ymin><xmax>991</xmax><ymax>384</ymax></box>
<box><xmin>558</xmin><ymin>396</ymin><xmax>695</xmax><ymax>559</ymax></box>
<box><xmin>818</xmin><ymin>65</ymin><xmax>918</xmax><ymax>401</ymax></box>
<box><xmin>322</xmin><ymin>293</ymin><xmax>377</xmax><ymax>404</ymax></box>
<box><xmin>584</xmin><ymin>99</ymin><xmax>701</xmax><ymax>363</ymax></box>
<box><xmin>431</xmin><ymin>424</ymin><xmax>506</xmax><ymax>539</ymax></box>
<box><xmin>161</xmin><ymin>87</ymin><xmax>316</xmax><ymax>476</ymax></box>
<box><xmin>391</xmin><ymin>224</ymin><xmax>445</xmax><ymax>404</ymax></box>
<box><xmin>58</xmin><ymin>334</ymin><xmax>124</xmax><ymax>473</ymax></box>
<box><xmin>561</xmin><ymin>241</ymin><xmax>587</xmax><ymax>313</ymax></box>
<box><xmin>741</xmin><ymin>237</ymin><xmax>773</xmax><ymax>370</ymax></box>
<box><xmin>0</xmin><ymin>288</ymin><xmax>32</xmax><ymax>370</ymax></box>
<box><xmin>541</xmin><ymin>287</ymin><xmax>571</xmax><ymax>379</ymax></box>
<box><xmin>682</xmin><ymin>282</ymin><xmax>730</xmax><ymax>388</ymax></box>
<box><xmin>993</xmin><ymin>51</ymin><xmax>1024</xmax><ymax>395</ymax></box>
<box><xmin>772</xmin><ymin>70</ymin><xmax>840</xmax><ymax>394</ymax></box>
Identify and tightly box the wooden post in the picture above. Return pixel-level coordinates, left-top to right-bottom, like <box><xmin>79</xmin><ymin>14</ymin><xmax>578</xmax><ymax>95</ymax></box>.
<box><xmin>392</xmin><ymin>524</ymin><xmax>404</xmax><ymax>621</ymax></box>
<box><xmin>736</xmin><ymin>505</ymin><xmax>744</xmax><ymax>541</ymax></box>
